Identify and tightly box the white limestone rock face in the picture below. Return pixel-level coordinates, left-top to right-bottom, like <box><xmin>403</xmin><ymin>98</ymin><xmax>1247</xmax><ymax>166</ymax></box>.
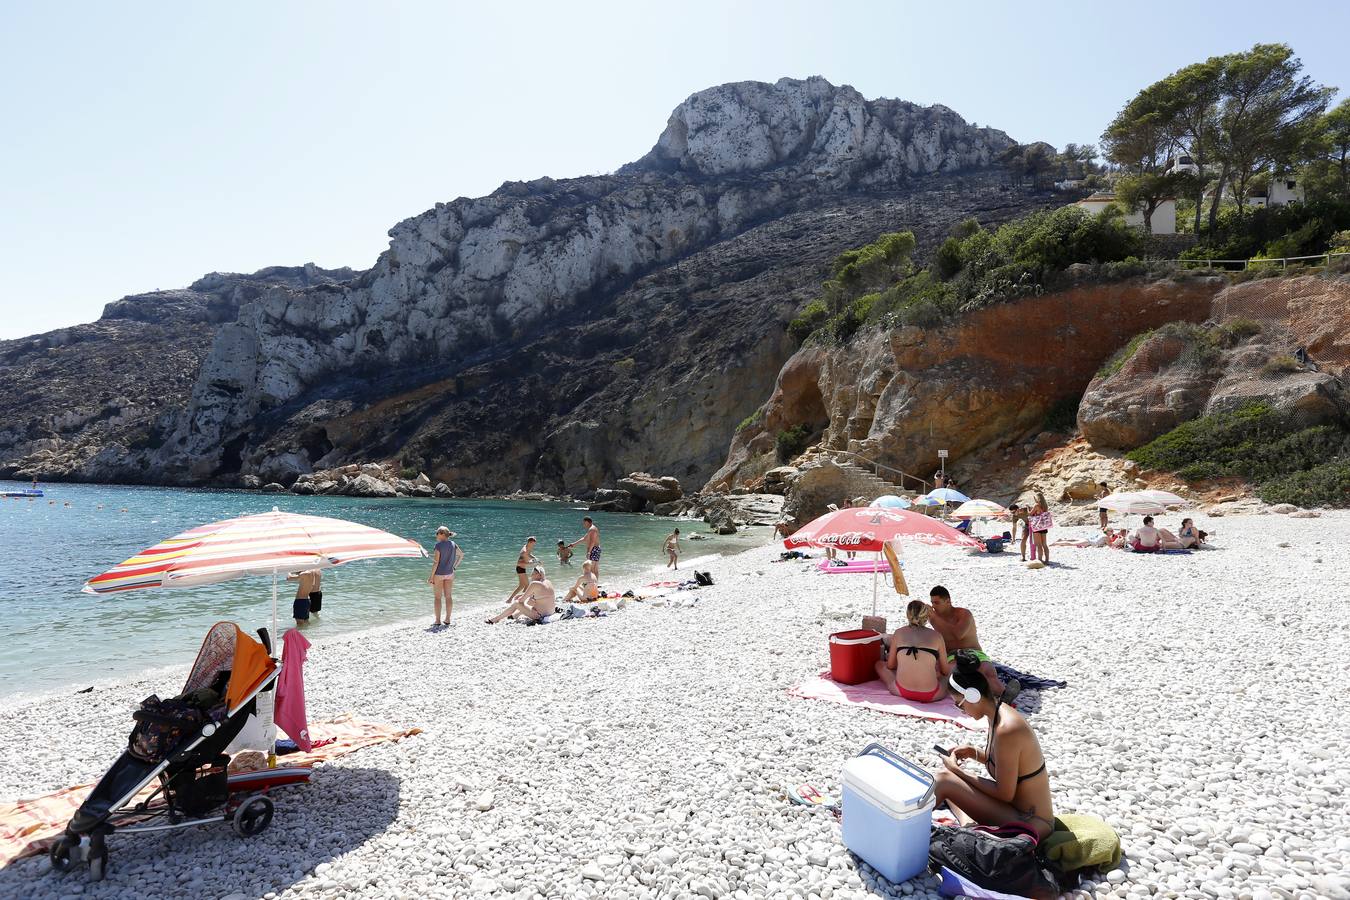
<box><xmin>637</xmin><ymin>76</ymin><xmax>1011</xmax><ymax>182</ymax></box>
<box><xmin>143</xmin><ymin>77</ymin><xmax>1016</xmax><ymax>483</ymax></box>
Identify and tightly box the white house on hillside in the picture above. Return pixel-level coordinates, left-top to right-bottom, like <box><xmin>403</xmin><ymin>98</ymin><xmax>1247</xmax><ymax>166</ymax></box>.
<box><xmin>1074</xmin><ymin>191</ymin><xmax>1177</xmax><ymax>235</ymax></box>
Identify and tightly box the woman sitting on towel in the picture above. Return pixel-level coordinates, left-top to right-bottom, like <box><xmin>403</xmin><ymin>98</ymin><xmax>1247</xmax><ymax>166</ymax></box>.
<box><xmin>875</xmin><ymin>600</ymin><xmax>950</xmax><ymax>703</ymax></box>
<box><xmin>934</xmin><ymin>650</ymin><xmax>1055</xmax><ymax>840</ymax></box>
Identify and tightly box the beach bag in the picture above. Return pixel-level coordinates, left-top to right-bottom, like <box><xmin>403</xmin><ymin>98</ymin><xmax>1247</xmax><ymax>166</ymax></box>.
<box><xmin>128</xmin><ymin>695</ymin><xmax>204</xmax><ymax>763</ymax></box>
<box><xmin>694</xmin><ymin>571</ymin><xmax>714</xmax><ymax>586</ymax></box>
<box><xmin>928</xmin><ymin>823</ymin><xmax>1059</xmax><ymax>898</ymax></box>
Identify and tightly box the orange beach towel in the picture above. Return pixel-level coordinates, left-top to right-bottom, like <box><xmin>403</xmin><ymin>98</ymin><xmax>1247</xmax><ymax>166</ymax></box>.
<box><xmin>0</xmin><ymin>716</ymin><xmax>421</xmax><ymax>868</ymax></box>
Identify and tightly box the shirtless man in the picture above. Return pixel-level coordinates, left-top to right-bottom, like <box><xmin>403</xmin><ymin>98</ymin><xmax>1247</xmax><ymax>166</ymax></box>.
<box><xmin>567</xmin><ymin>516</ymin><xmax>601</xmax><ymax>580</ymax></box>
<box><xmin>286</xmin><ymin>568</ymin><xmax>322</xmax><ymax>627</ymax></box>
<box><xmin>562</xmin><ymin>560</ymin><xmax>600</xmax><ymax>603</ymax></box>
<box><xmin>926</xmin><ymin>585</ymin><xmax>1004</xmax><ymax>696</ymax></box>
<box><xmin>487</xmin><ymin>566</ymin><xmax>556</xmax><ymax>624</ymax></box>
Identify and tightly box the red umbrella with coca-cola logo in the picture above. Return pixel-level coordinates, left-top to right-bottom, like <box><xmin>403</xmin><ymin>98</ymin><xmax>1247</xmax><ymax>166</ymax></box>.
<box><xmin>785</xmin><ymin>507</ymin><xmax>980</xmax><ymax>615</ymax></box>
<box><xmin>784</xmin><ymin>506</ymin><xmax>982</xmax><ymax>552</ymax></box>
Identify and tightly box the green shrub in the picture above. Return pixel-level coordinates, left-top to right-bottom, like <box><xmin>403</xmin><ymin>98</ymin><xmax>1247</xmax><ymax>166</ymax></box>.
<box><xmin>1260</xmin><ymin>460</ymin><xmax>1350</xmax><ymax>508</ymax></box>
<box><xmin>1216</xmin><ymin>318</ymin><xmax>1261</xmax><ymax>346</ymax></box>
<box><xmin>1262</xmin><ymin>354</ymin><xmax>1301</xmax><ymax>375</ymax></box>
<box><xmin>1103</xmin><ymin>256</ymin><xmax>1147</xmax><ymax>280</ymax></box>
<box><xmin>1129</xmin><ymin>402</ymin><xmax>1279</xmax><ymax>476</ymax></box>
<box><xmin>788</xmin><ymin>300</ymin><xmax>829</xmax><ymax>344</ymax></box>
<box><xmin>400</xmin><ymin>466</ymin><xmax>419</xmax><ymax>480</ymax></box>
<box><xmin>786</xmin><ymin>204</ymin><xmax>1143</xmax><ymax>345</ymax></box>
<box><xmin>1182</xmin><ymin>198</ymin><xmax>1350</xmax><ymax>262</ymax></box>
<box><xmin>1129</xmin><ymin>402</ymin><xmax>1350</xmax><ymax>507</ymax></box>
<box><xmin>1156</xmin><ymin>322</ymin><xmax>1221</xmax><ymax>371</ymax></box>
<box><xmin>775</xmin><ymin>424</ymin><xmax>813</xmax><ymax>462</ymax></box>
<box><xmin>1097</xmin><ymin>331</ymin><xmax>1153</xmax><ymax>378</ymax></box>
<box><xmin>934</xmin><ymin>236</ymin><xmax>965</xmax><ymax>280</ymax></box>
<box><xmin>736</xmin><ymin>408</ymin><xmax>763</xmax><ymax>433</ymax></box>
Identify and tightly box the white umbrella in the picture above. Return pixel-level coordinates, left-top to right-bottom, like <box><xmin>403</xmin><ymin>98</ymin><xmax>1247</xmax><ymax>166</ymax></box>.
<box><xmin>1098</xmin><ymin>492</ymin><xmax>1166</xmax><ymax>516</ymax></box>
<box><xmin>1133</xmin><ymin>489</ymin><xmax>1190</xmax><ymax>507</ymax></box>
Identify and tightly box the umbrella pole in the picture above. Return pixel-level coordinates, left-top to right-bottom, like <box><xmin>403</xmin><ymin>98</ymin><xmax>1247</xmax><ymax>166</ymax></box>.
<box><xmin>872</xmin><ymin>552</ymin><xmax>879</xmax><ymax>617</ymax></box>
<box><xmin>267</xmin><ymin>567</ymin><xmax>279</xmax><ymax>767</ymax></box>
<box><xmin>271</xmin><ymin>567</ymin><xmax>279</xmax><ymax>650</ymax></box>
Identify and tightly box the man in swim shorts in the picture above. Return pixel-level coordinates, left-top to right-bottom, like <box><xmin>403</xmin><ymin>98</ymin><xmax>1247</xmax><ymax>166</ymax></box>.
<box><xmin>567</xmin><ymin>516</ymin><xmax>602</xmax><ymax>579</ymax></box>
<box><xmin>286</xmin><ymin>569</ymin><xmax>322</xmax><ymax>627</ymax></box>
<box><xmin>926</xmin><ymin>585</ymin><xmax>1004</xmax><ymax>696</ymax></box>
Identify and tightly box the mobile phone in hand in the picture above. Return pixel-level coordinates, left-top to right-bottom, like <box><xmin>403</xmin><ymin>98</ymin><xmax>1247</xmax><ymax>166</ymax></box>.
<box><xmin>933</xmin><ymin>744</ymin><xmax>952</xmax><ymax>757</ymax></box>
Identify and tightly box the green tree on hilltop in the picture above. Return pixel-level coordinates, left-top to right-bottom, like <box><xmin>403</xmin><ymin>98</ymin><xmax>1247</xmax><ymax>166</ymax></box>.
<box><xmin>1216</xmin><ymin>44</ymin><xmax>1332</xmax><ymax>218</ymax></box>
<box><xmin>1102</xmin><ymin>85</ymin><xmax>1184</xmax><ymax>233</ymax></box>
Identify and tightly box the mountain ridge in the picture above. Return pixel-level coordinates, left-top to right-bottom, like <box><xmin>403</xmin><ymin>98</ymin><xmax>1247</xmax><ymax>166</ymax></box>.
<box><xmin>1</xmin><ymin>77</ymin><xmax>1045</xmax><ymax>492</ymax></box>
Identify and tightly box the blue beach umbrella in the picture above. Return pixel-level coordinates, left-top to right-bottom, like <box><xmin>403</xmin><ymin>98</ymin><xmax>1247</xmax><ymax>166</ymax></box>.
<box><xmin>870</xmin><ymin>495</ymin><xmax>912</xmax><ymax>509</ymax></box>
<box><xmin>912</xmin><ymin>494</ymin><xmax>941</xmax><ymax>507</ymax></box>
<box><xmin>926</xmin><ymin>488</ymin><xmax>970</xmax><ymax>504</ymax></box>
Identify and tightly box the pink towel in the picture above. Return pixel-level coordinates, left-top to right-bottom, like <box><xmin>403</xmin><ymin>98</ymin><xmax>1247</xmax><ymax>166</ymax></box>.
<box><xmin>275</xmin><ymin>628</ymin><xmax>312</xmax><ymax>751</ymax></box>
<box><xmin>789</xmin><ymin>673</ymin><xmax>981</xmax><ymax>730</ymax></box>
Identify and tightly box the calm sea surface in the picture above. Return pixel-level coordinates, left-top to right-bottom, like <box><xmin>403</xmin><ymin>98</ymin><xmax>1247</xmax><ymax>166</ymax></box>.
<box><xmin>0</xmin><ymin>481</ymin><xmax>762</xmax><ymax>697</ymax></box>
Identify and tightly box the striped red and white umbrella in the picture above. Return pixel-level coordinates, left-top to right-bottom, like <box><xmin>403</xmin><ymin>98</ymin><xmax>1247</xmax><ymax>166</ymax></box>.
<box><xmin>84</xmin><ymin>509</ymin><xmax>426</xmax><ymax>594</ymax></box>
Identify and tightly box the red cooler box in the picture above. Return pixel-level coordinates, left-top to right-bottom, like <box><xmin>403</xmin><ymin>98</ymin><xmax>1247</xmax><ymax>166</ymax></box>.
<box><xmin>829</xmin><ymin>629</ymin><xmax>882</xmax><ymax>684</ymax></box>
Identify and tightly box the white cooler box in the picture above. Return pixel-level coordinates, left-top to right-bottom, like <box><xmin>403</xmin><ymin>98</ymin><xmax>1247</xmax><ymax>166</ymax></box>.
<box><xmin>841</xmin><ymin>743</ymin><xmax>935</xmax><ymax>884</ymax></box>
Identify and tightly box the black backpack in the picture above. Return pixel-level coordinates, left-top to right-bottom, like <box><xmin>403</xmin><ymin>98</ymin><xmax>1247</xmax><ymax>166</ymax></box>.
<box><xmin>694</xmin><ymin>571</ymin><xmax>714</xmax><ymax>586</ymax></box>
<box><xmin>928</xmin><ymin>823</ymin><xmax>1060</xmax><ymax>898</ymax></box>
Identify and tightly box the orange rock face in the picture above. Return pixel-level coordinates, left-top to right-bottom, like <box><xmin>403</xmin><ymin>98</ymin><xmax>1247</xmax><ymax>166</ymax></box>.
<box><xmin>709</xmin><ymin>277</ymin><xmax>1224</xmax><ymax>489</ymax></box>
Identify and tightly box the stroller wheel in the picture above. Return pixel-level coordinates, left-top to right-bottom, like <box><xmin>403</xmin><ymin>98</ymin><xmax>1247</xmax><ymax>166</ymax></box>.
<box><xmin>89</xmin><ymin>852</ymin><xmax>108</xmax><ymax>881</ymax></box>
<box><xmin>48</xmin><ymin>834</ymin><xmax>77</xmax><ymax>873</ymax></box>
<box><xmin>232</xmin><ymin>795</ymin><xmax>274</xmax><ymax>837</ymax></box>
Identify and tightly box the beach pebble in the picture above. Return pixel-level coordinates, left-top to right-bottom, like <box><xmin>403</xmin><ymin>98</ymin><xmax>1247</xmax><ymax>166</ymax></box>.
<box><xmin>0</xmin><ymin>512</ymin><xmax>1345</xmax><ymax>899</ymax></box>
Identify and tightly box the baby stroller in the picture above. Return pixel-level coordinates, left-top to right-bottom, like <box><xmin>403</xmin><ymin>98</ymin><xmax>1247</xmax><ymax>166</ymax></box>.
<box><xmin>50</xmin><ymin>622</ymin><xmax>307</xmax><ymax>880</ymax></box>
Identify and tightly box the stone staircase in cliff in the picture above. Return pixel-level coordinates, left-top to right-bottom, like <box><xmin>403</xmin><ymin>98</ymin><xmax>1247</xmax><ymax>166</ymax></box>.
<box><xmin>832</xmin><ymin>461</ymin><xmax>916</xmax><ymax>503</ymax></box>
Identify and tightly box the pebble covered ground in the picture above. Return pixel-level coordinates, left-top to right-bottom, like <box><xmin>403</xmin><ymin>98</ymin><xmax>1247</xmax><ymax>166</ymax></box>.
<box><xmin>1</xmin><ymin>511</ymin><xmax>1347</xmax><ymax>900</ymax></box>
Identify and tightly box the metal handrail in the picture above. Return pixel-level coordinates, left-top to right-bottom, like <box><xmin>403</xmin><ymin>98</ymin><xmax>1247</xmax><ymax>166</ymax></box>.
<box><xmin>1175</xmin><ymin>251</ymin><xmax>1350</xmax><ymax>271</ymax></box>
<box><xmin>827</xmin><ymin>449</ymin><xmax>930</xmax><ymax>493</ymax></box>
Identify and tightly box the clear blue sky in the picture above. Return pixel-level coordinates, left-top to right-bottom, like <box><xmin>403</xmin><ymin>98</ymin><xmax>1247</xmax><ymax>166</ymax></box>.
<box><xmin>2</xmin><ymin>0</ymin><xmax>1347</xmax><ymax>338</ymax></box>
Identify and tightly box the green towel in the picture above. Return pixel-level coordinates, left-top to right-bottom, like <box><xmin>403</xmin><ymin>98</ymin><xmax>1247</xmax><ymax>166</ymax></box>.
<box><xmin>1042</xmin><ymin>813</ymin><xmax>1122</xmax><ymax>871</ymax></box>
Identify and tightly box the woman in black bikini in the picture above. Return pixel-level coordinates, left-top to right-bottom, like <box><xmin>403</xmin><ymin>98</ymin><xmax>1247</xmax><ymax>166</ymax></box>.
<box><xmin>875</xmin><ymin>600</ymin><xmax>950</xmax><ymax>702</ymax></box>
<box><xmin>934</xmin><ymin>650</ymin><xmax>1055</xmax><ymax>839</ymax></box>
<box><xmin>507</xmin><ymin>537</ymin><xmax>537</xmax><ymax>603</ymax></box>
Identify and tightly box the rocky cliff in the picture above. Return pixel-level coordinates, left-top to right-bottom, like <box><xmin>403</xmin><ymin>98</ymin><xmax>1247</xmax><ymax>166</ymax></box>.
<box><xmin>1078</xmin><ymin>274</ymin><xmax>1350</xmax><ymax>449</ymax></box>
<box><xmin>0</xmin><ymin>265</ymin><xmax>354</xmax><ymax>483</ymax></box>
<box><xmin>709</xmin><ymin>276</ymin><xmax>1227</xmax><ymax>490</ymax></box>
<box><xmin>1</xmin><ymin>77</ymin><xmax>1046</xmax><ymax>491</ymax></box>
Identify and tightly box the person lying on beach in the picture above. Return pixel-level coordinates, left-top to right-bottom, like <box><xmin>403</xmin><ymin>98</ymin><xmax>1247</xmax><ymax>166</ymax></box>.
<box><xmin>926</xmin><ymin>585</ymin><xmax>1004</xmax><ymax>696</ymax></box>
<box><xmin>487</xmin><ymin>566</ymin><xmax>556</xmax><ymax>624</ymax></box>
<box><xmin>876</xmin><ymin>600</ymin><xmax>951</xmax><ymax>703</ymax></box>
<box><xmin>1132</xmin><ymin>516</ymin><xmax>1184</xmax><ymax>552</ymax></box>
<box><xmin>557</xmin><ymin>540</ymin><xmax>573</xmax><ymax>566</ymax></box>
<box><xmin>934</xmin><ymin>650</ymin><xmax>1055</xmax><ymax>840</ymax></box>
<box><xmin>561</xmin><ymin>560</ymin><xmax>600</xmax><ymax>603</ymax></box>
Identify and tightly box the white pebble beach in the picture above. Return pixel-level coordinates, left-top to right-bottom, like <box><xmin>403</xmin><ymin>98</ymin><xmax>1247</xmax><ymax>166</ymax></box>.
<box><xmin>2</xmin><ymin>511</ymin><xmax>1348</xmax><ymax>900</ymax></box>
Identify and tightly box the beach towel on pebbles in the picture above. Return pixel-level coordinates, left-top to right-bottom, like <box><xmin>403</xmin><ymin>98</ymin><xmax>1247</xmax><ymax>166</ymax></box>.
<box><xmin>0</xmin><ymin>716</ymin><xmax>420</xmax><ymax>866</ymax></box>
<box><xmin>788</xmin><ymin>673</ymin><xmax>981</xmax><ymax>730</ymax></box>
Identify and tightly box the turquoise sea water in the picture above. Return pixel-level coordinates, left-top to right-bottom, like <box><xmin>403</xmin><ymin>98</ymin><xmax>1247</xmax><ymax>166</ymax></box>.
<box><xmin>0</xmin><ymin>480</ymin><xmax>760</xmax><ymax>697</ymax></box>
